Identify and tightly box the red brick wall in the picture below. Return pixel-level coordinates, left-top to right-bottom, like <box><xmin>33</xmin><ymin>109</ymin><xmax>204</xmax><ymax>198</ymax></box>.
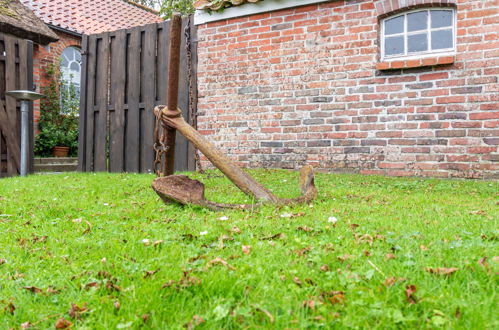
<box><xmin>196</xmin><ymin>0</ymin><xmax>499</xmax><ymax>179</ymax></box>
<box><xmin>33</xmin><ymin>30</ymin><xmax>81</xmax><ymax>128</ymax></box>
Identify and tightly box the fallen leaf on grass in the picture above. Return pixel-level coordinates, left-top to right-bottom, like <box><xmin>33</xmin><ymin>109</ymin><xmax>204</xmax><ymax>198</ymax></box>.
<box><xmin>405</xmin><ymin>284</ymin><xmax>417</xmax><ymax>304</ymax></box>
<box><xmin>114</xmin><ymin>300</ymin><xmax>121</xmax><ymax>310</ymax></box>
<box><xmin>185</xmin><ymin>315</ymin><xmax>205</xmax><ymax>330</ymax></box>
<box><xmin>142</xmin><ymin>314</ymin><xmax>150</xmax><ymax>322</ymax></box>
<box><xmin>72</xmin><ymin>218</ymin><xmax>83</xmax><ymax>223</ymax></box>
<box><xmin>242</xmin><ymin>245</ymin><xmax>251</xmax><ymax>255</ymax></box>
<box><xmin>84</xmin><ymin>282</ymin><xmax>98</xmax><ymax>290</ymax></box>
<box><xmin>292</xmin><ymin>277</ymin><xmax>302</xmax><ymax>287</ymax></box>
<box><xmin>21</xmin><ymin>321</ymin><xmax>31</xmax><ymax>329</ymax></box>
<box><xmin>425</xmin><ymin>267</ymin><xmax>458</xmax><ymax>276</ymax></box>
<box><xmin>385</xmin><ymin>253</ymin><xmax>396</xmax><ymax>260</ymax></box>
<box><xmin>478</xmin><ymin>257</ymin><xmax>488</xmax><ymax>268</ymax></box>
<box><xmin>297</xmin><ymin>226</ymin><xmax>313</xmax><ymax>232</ymax></box>
<box><xmin>22</xmin><ymin>286</ymin><xmax>43</xmax><ymax>294</ymax></box>
<box><xmin>420</xmin><ymin>245</ymin><xmax>429</xmax><ymax>251</ymax></box>
<box><xmin>82</xmin><ymin>221</ymin><xmax>92</xmax><ymax>235</ymax></box>
<box><xmin>320</xmin><ymin>264</ymin><xmax>330</xmax><ymax>272</ymax></box>
<box><xmin>349</xmin><ymin>224</ymin><xmax>359</xmax><ymax>230</ymax></box>
<box><xmin>0</xmin><ymin>258</ymin><xmax>5</xmax><ymax>265</ymax></box>
<box><xmin>31</xmin><ymin>235</ymin><xmax>48</xmax><ymax>243</ymax></box>
<box><xmin>296</xmin><ymin>246</ymin><xmax>312</xmax><ymax>257</ymax></box>
<box><xmin>280</xmin><ymin>212</ymin><xmax>304</xmax><ymax>218</ymax></box>
<box><xmin>355</xmin><ymin>234</ymin><xmax>373</xmax><ymax>246</ymax></box>
<box><xmin>229</xmin><ymin>226</ymin><xmax>241</xmax><ymax>234</ymax></box>
<box><xmin>55</xmin><ymin>318</ymin><xmax>72</xmax><ymax>329</ymax></box>
<box><xmin>144</xmin><ymin>269</ymin><xmax>159</xmax><ymax>278</ymax></box>
<box><xmin>254</xmin><ymin>307</ymin><xmax>274</xmax><ymax>323</ymax></box>
<box><xmin>207</xmin><ymin>257</ymin><xmax>236</xmax><ymax>271</ymax></box>
<box><xmin>162</xmin><ymin>271</ymin><xmax>201</xmax><ymax>290</ymax></box>
<box><xmin>105</xmin><ymin>281</ymin><xmax>121</xmax><ymax>292</ymax></box>
<box><xmin>302</xmin><ymin>300</ymin><xmax>321</xmax><ymax>310</ymax></box>
<box><xmin>97</xmin><ymin>271</ymin><xmax>112</xmax><ymax>279</ymax></box>
<box><xmin>69</xmin><ymin>303</ymin><xmax>88</xmax><ymax>319</ymax></box>
<box><xmin>46</xmin><ymin>286</ymin><xmax>61</xmax><ymax>295</ymax></box>
<box><xmin>4</xmin><ymin>302</ymin><xmax>15</xmax><ymax>314</ymax></box>
<box><xmin>383</xmin><ymin>277</ymin><xmax>407</xmax><ymax>287</ymax></box>
<box><xmin>337</xmin><ymin>254</ymin><xmax>353</xmax><ymax>262</ymax></box>
<box><xmin>261</xmin><ymin>233</ymin><xmax>285</xmax><ymax>240</ymax></box>
<box><xmin>320</xmin><ymin>291</ymin><xmax>345</xmax><ymax>305</ymax></box>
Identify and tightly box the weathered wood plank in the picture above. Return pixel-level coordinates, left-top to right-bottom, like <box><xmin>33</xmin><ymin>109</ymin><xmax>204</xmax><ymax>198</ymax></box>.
<box><xmin>109</xmin><ymin>30</ymin><xmax>126</xmax><ymax>172</ymax></box>
<box><xmin>0</xmin><ymin>99</ymin><xmax>20</xmax><ymax>170</ymax></box>
<box><xmin>125</xmin><ymin>28</ymin><xmax>141</xmax><ymax>172</ymax></box>
<box><xmin>78</xmin><ymin>35</ymin><xmax>89</xmax><ymax>172</ymax></box>
<box><xmin>140</xmin><ymin>24</ymin><xmax>157</xmax><ymax>173</ymax></box>
<box><xmin>187</xmin><ymin>17</ymin><xmax>198</xmax><ymax>172</ymax></box>
<box><xmin>4</xmin><ymin>35</ymin><xmax>18</xmax><ymax>175</ymax></box>
<box><xmin>94</xmin><ymin>33</ymin><xmax>110</xmax><ymax>172</ymax></box>
<box><xmin>157</xmin><ymin>21</ymin><xmax>170</xmax><ymax>105</ymax></box>
<box><xmin>85</xmin><ymin>35</ymin><xmax>98</xmax><ymax>172</ymax></box>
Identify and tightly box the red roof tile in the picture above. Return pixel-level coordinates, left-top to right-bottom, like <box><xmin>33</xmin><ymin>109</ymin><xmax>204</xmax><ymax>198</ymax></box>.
<box><xmin>20</xmin><ymin>0</ymin><xmax>163</xmax><ymax>35</ymax></box>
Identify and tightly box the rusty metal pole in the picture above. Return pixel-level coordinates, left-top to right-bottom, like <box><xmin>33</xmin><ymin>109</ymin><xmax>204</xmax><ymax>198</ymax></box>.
<box><xmin>164</xmin><ymin>13</ymin><xmax>183</xmax><ymax>176</ymax></box>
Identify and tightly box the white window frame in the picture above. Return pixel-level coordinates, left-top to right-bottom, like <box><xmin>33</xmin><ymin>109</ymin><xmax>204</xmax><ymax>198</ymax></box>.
<box><xmin>380</xmin><ymin>8</ymin><xmax>456</xmax><ymax>61</ymax></box>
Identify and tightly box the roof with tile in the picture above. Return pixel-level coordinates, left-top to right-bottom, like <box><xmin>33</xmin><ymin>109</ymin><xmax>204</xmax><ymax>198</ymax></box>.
<box><xmin>20</xmin><ymin>0</ymin><xmax>163</xmax><ymax>35</ymax></box>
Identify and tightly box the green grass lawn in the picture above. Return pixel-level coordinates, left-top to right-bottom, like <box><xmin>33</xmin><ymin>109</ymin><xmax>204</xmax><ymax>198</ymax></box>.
<box><xmin>0</xmin><ymin>170</ymin><xmax>497</xmax><ymax>329</ymax></box>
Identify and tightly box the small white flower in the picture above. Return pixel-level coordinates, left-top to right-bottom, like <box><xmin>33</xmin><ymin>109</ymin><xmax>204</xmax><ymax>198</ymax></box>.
<box><xmin>142</xmin><ymin>239</ymin><xmax>151</xmax><ymax>245</ymax></box>
<box><xmin>53</xmin><ymin>198</ymin><xmax>58</xmax><ymax>201</ymax></box>
<box><xmin>218</xmin><ymin>216</ymin><xmax>229</xmax><ymax>221</ymax></box>
<box><xmin>328</xmin><ymin>216</ymin><xmax>338</xmax><ymax>224</ymax></box>
<box><xmin>200</xmin><ymin>231</ymin><xmax>208</xmax><ymax>236</ymax></box>
<box><xmin>280</xmin><ymin>212</ymin><xmax>292</xmax><ymax>218</ymax></box>
<box><xmin>103</xmin><ymin>203</ymin><xmax>109</xmax><ymax>206</ymax></box>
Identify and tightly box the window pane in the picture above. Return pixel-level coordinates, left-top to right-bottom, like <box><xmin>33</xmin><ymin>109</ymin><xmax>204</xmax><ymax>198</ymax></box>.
<box><xmin>70</xmin><ymin>62</ymin><xmax>80</xmax><ymax>72</ymax></box>
<box><xmin>75</xmin><ymin>50</ymin><xmax>82</xmax><ymax>63</ymax></box>
<box><xmin>385</xmin><ymin>16</ymin><xmax>404</xmax><ymax>35</ymax></box>
<box><xmin>407</xmin><ymin>11</ymin><xmax>428</xmax><ymax>32</ymax></box>
<box><xmin>385</xmin><ymin>36</ymin><xmax>404</xmax><ymax>56</ymax></box>
<box><xmin>61</xmin><ymin>57</ymin><xmax>69</xmax><ymax>67</ymax></box>
<box><xmin>408</xmin><ymin>33</ymin><xmax>428</xmax><ymax>53</ymax></box>
<box><xmin>432</xmin><ymin>29</ymin><xmax>453</xmax><ymax>49</ymax></box>
<box><xmin>431</xmin><ymin>10</ymin><xmax>453</xmax><ymax>28</ymax></box>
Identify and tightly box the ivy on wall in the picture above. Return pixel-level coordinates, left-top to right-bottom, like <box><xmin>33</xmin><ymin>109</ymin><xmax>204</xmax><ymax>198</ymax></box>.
<box><xmin>193</xmin><ymin>0</ymin><xmax>262</xmax><ymax>12</ymax></box>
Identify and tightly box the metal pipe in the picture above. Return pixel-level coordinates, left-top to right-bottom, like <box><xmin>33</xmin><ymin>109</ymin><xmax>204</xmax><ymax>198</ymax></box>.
<box><xmin>20</xmin><ymin>100</ymin><xmax>29</xmax><ymax>176</ymax></box>
<box><xmin>164</xmin><ymin>13</ymin><xmax>183</xmax><ymax>176</ymax></box>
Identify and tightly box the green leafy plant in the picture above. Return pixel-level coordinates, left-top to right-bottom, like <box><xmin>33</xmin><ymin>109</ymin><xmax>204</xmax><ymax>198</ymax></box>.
<box><xmin>34</xmin><ymin>64</ymin><xmax>79</xmax><ymax>157</ymax></box>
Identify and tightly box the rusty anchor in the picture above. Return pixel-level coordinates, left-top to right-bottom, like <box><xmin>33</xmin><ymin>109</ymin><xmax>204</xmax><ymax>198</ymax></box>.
<box><xmin>151</xmin><ymin>14</ymin><xmax>317</xmax><ymax>210</ymax></box>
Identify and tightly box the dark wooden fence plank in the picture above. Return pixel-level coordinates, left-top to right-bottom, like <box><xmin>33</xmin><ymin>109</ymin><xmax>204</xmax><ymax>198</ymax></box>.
<box><xmin>125</xmin><ymin>28</ymin><xmax>141</xmax><ymax>173</ymax></box>
<box><xmin>109</xmin><ymin>30</ymin><xmax>127</xmax><ymax>172</ymax></box>
<box><xmin>4</xmin><ymin>35</ymin><xmax>18</xmax><ymax>175</ymax></box>
<box><xmin>141</xmin><ymin>24</ymin><xmax>157</xmax><ymax>173</ymax></box>
<box><xmin>94</xmin><ymin>33</ymin><xmax>110</xmax><ymax>172</ymax></box>
<box><xmin>84</xmin><ymin>36</ymin><xmax>97</xmax><ymax>172</ymax></box>
<box><xmin>78</xmin><ymin>35</ymin><xmax>89</xmax><ymax>172</ymax></box>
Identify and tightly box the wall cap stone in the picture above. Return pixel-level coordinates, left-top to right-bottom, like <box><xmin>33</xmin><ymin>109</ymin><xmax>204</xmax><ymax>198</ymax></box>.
<box><xmin>194</xmin><ymin>0</ymin><xmax>333</xmax><ymax>25</ymax></box>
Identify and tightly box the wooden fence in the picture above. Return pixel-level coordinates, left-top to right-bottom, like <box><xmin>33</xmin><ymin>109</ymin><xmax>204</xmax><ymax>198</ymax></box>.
<box><xmin>78</xmin><ymin>20</ymin><xmax>196</xmax><ymax>173</ymax></box>
<box><xmin>0</xmin><ymin>33</ymin><xmax>34</xmax><ymax>178</ymax></box>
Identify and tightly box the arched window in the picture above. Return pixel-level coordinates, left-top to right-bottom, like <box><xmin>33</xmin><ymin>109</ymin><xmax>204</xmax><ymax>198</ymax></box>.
<box><xmin>60</xmin><ymin>47</ymin><xmax>81</xmax><ymax>114</ymax></box>
<box><xmin>381</xmin><ymin>8</ymin><xmax>456</xmax><ymax>60</ymax></box>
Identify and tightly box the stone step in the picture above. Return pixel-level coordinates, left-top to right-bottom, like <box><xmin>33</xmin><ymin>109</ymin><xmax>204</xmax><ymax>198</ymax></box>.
<box><xmin>34</xmin><ymin>163</ymin><xmax>78</xmax><ymax>173</ymax></box>
<box><xmin>34</xmin><ymin>157</ymin><xmax>78</xmax><ymax>165</ymax></box>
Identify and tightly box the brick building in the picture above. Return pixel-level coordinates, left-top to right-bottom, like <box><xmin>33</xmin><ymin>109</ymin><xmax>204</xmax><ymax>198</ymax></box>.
<box><xmin>194</xmin><ymin>0</ymin><xmax>498</xmax><ymax>179</ymax></box>
<box><xmin>20</xmin><ymin>0</ymin><xmax>162</xmax><ymax>126</ymax></box>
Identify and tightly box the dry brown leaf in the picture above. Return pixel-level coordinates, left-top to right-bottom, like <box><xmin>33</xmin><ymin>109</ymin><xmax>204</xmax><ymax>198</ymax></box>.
<box><xmin>21</xmin><ymin>321</ymin><xmax>31</xmax><ymax>329</ymax></box>
<box><xmin>302</xmin><ymin>300</ymin><xmax>320</xmax><ymax>310</ymax></box>
<box><xmin>349</xmin><ymin>224</ymin><xmax>359</xmax><ymax>230</ymax></box>
<box><xmin>385</xmin><ymin>253</ymin><xmax>396</xmax><ymax>260</ymax></box>
<box><xmin>114</xmin><ymin>300</ymin><xmax>121</xmax><ymax>310</ymax></box>
<box><xmin>5</xmin><ymin>302</ymin><xmax>15</xmax><ymax>315</ymax></box>
<box><xmin>320</xmin><ymin>264</ymin><xmax>330</xmax><ymax>272</ymax></box>
<box><xmin>84</xmin><ymin>282</ymin><xmax>98</xmax><ymax>289</ymax></box>
<box><xmin>363</xmin><ymin>250</ymin><xmax>371</xmax><ymax>257</ymax></box>
<box><xmin>356</xmin><ymin>234</ymin><xmax>373</xmax><ymax>246</ymax></box>
<box><xmin>22</xmin><ymin>286</ymin><xmax>43</xmax><ymax>294</ymax></box>
<box><xmin>46</xmin><ymin>286</ymin><xmax>61</xmax><ymax>295</ymax></box>
<box><xmin>82</xmin><ymin>221</ymin><xmax>92</xmax><ymax>235</ymax></box>
<box><xmin>105</xmin><ymin>281</ymin><xmax>121</xmax><ymax>292</ymax></box>
<box><xmin>478</xmin><ymin>257</ymin><xmax>488</xmax><ymax>268</ymax></box>
<box><xmin>425</xmin><ymin>267</ymin><xmax>458</xmax><ymax>275</ymax></box>
<box><xmin>242</xmin><ymin>245</ymin><xmax>251</xmax><ymax>255</ymax></box>
<box><xmin>337</xmin><ymin>254</ymin><xmax>353</xmax><ymax>262</ymax></box>
<box><xmin>230</xmin><ymin>226</ymin><xmax>241</xmax><ymax>234</ymax></box>
<box><xmin>207</xmin><ymin>257</ymin><xmax>236</xmax><ymax>271</ymax></box>
<box><xmin>55</xmin><ymin>318</ymin><xmax>72</xmax><ymax>329</ymax></box>
<box><xmin>255</xmin><ymin>307</ymin><xmax>274</xmax><ymax>323</ymax></box>
<box><xmin>320</xmin><ymin>290</ymin><xmax>345</xmax><ymax>305</ymax></box>
<box><xmin>186</xmin><ymin>315</ymin><xmax>205</xmax><ymax>330</ymax></box>
<box><xmin>292</xmin><ymin>277</ymin><xmax>302</xmax><ymax>287</ymax></box>
<box><xmin>297</xmin><ymin>226</ymin><xmax>313</xmax><ymax>232</ymax></box>
<box><xmin>97</xmin><ymin>271</ymin><xmax>112</xmax><ymax>279</ymax></box>
<box><xmin>262</xmin><ymin>233</ymin><xmax>285</xmax><ymax>240</ymax></box>
<box><xmin>142</xmin><ymin>314</ymin><xmax>150</xmax><ymax>322</ymax></box>
<box><xmin>383</xmin><ymin>277</ymin><xmax>406</xmax><ymax>287</ymax></box>
<box><xmin>0</xmin><ymin>258</ymin><xmax>6</xmax><ymax>265</ymax></box>
<box><xmin>405</xmin><ymin>284</ymin><xmax>417</xmax><ymax>304</ymax></box>
<box><xmin>420</xmin><ymin>245</ymin><xmax>429</xmax><ymax>251</ymax></box>
<box><xmin>144</xmin><ymin>269</ymin><xmax>160</xmax><ymax>279</ymax></box>
<box><xmin>68</xmin><ymin>303</ymin><xmax>88</xmax><ymax>319</ymax></box>
<box><xmin>296</xmin><ymin>246</ymin><xmax>311</xmax><ymax>257</ymax></box>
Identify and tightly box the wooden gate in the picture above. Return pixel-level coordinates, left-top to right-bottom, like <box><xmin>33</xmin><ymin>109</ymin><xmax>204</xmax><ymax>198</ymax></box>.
<box><xmin>78</xmin><ymin>20</ymin><xmax>196</xmax><ymax>173</ymax></box>
<box><xmin>0</xmin><ymin>33</ymin><xmax>34</xmax><ymax>178</ymax></box>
